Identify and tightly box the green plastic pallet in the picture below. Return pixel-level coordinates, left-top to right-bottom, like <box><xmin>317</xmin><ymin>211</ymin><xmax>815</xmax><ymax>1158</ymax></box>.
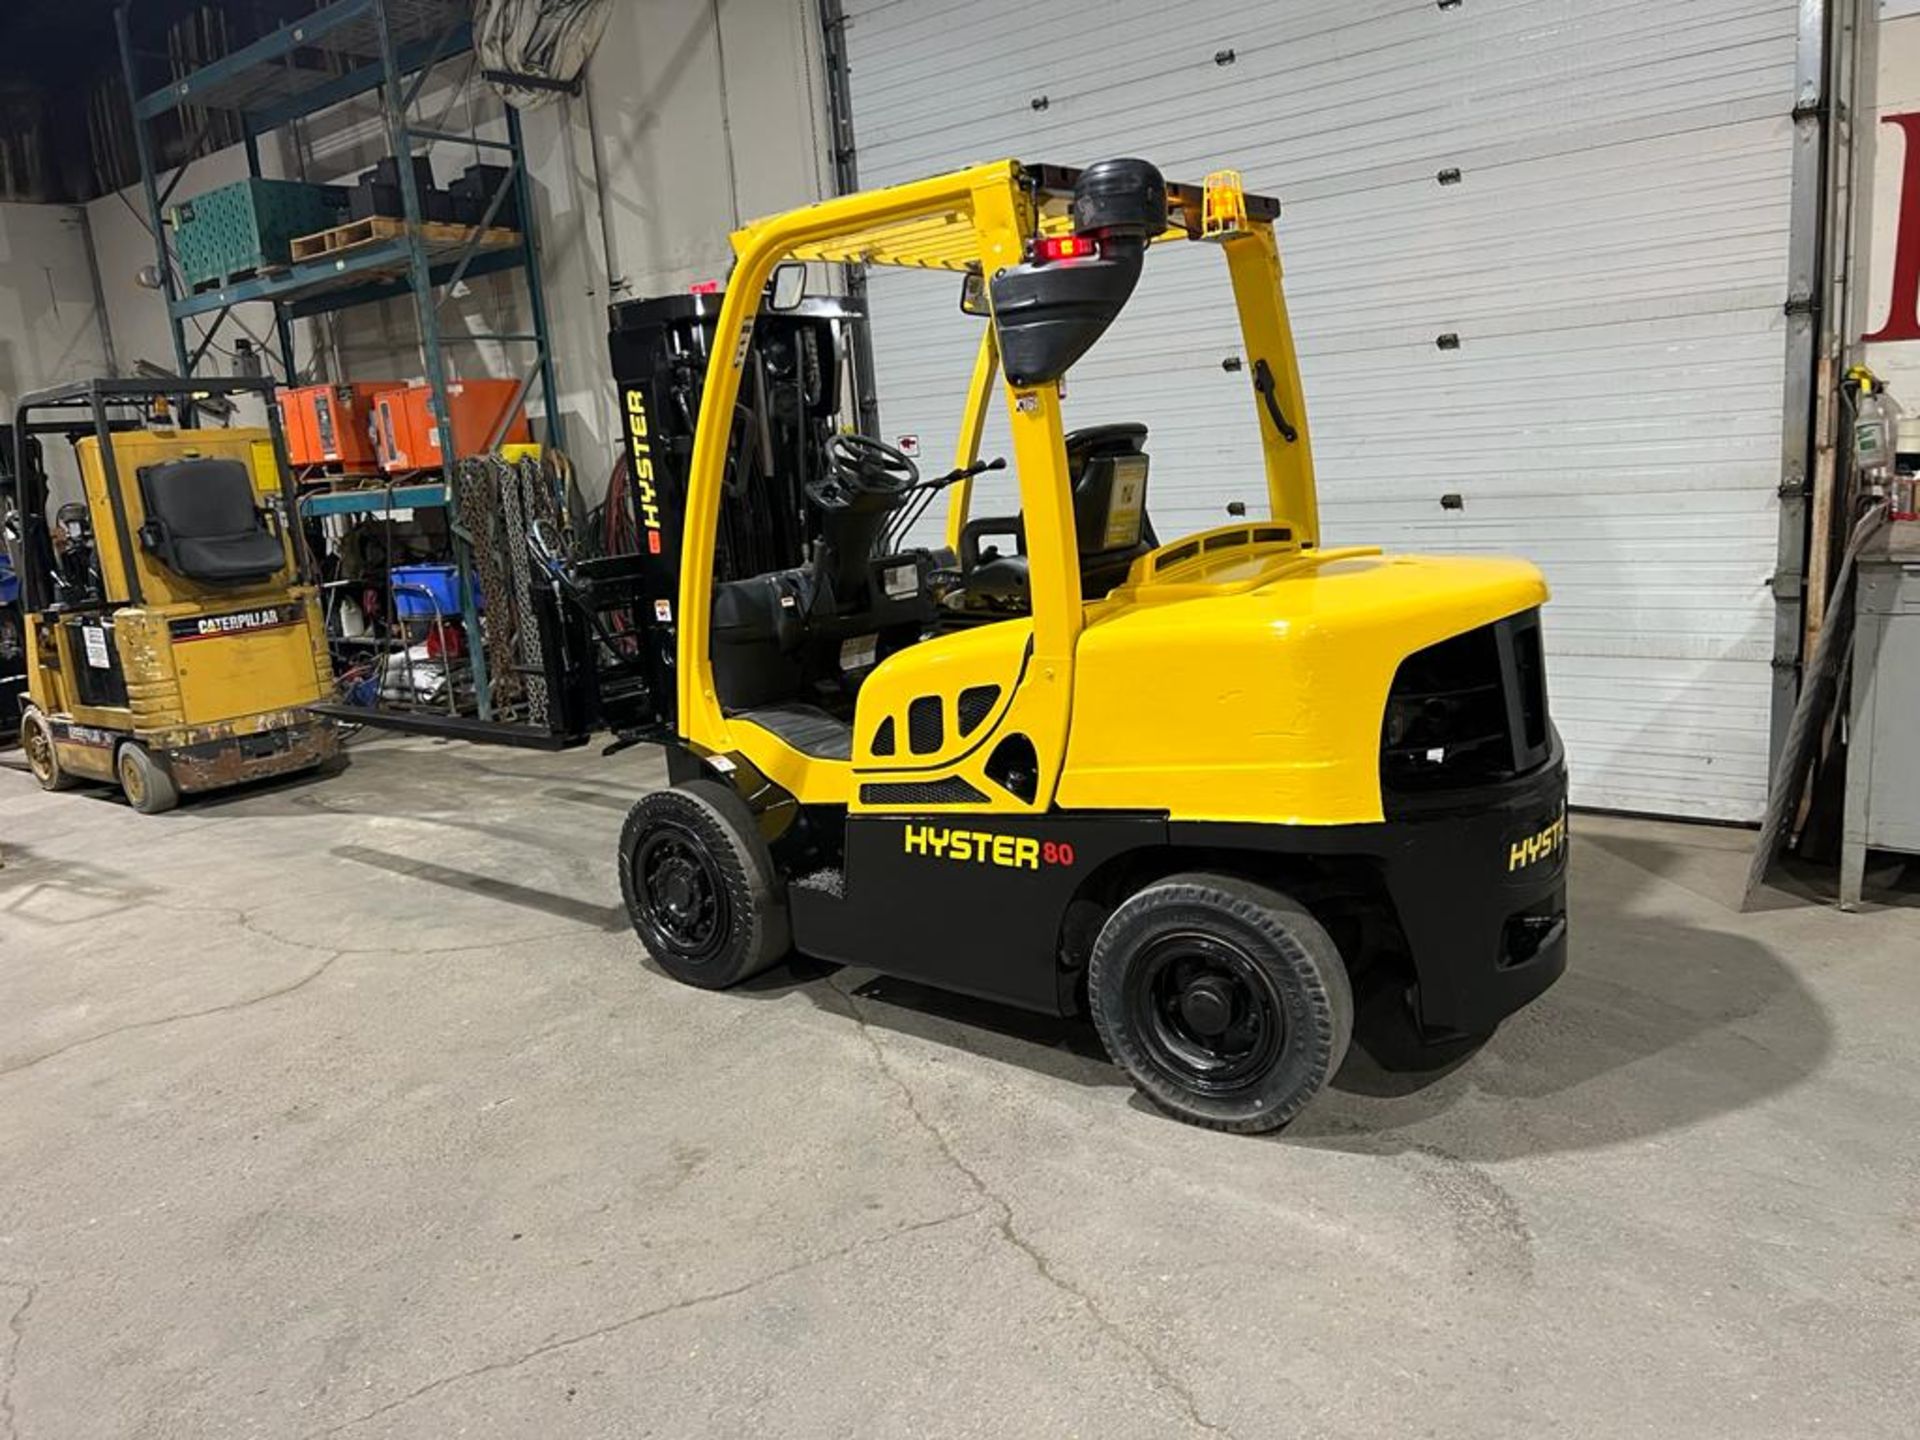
<box><xmin>168</xmin><ymin>179</ymin><xmax>346</xmax><ymax>291</ymax></box>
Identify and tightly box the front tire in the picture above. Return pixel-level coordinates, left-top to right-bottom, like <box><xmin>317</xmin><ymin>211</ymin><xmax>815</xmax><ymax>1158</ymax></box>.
<box><xmin>618</xmin><ymin>778</ymin><xmax>791</xmax><ymax>989</ymax></box>
<box><xmin>1089</xmin><ymin>873</ymin><xmax>1353</xmax><ymax>1133</ymax></box>
<box><xmin>21</xmin><ymin>708</ymin><xmax>79</xmax><ymax>791</ymax></box>
<box><xmin>117</xmin><ymin>742</ymin><xmax>180</xmax><ymax>814</ymax></box>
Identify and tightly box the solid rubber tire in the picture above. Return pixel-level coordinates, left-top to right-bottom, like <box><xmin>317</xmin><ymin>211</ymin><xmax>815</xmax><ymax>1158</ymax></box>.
<box><xmin>1088</xmin><ymin>872</ymin><xmax>1354</xmax><ymax>1134</ymax></box>
<box><xmin>117</xmin><ymin>742</ymin><xmax>180</xmax><ymax>814</ymax></box>
<box><xmin>20</xmin><ymin>709</ymin><xmax>80</xmax><ymax>791</ymax></box>
<box><xmin>618</xmin><ymin>778</ymin><xmax>791</xmax><ymax>989</ymax></box>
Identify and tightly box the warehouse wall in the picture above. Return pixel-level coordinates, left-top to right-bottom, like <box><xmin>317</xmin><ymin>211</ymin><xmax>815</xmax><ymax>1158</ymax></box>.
<box><xmin>76</xmin><ymin>0</ymin><xmax>830</xmax><ymax>480</ymax></box>
<box><xmin>0</xmin><ymin>202</ymin><xmax>114</xmax><ymax>508</ymax></box>
<box><xmin>577</xmin><ymin>0</ymin><xmax>832</xmax><ymax>297</ymax></box>
<box><xmin>518</xmin><ymin>0</ymin><xmax>834</xmax><ymax>465</ymax></box>
<box><xmin>0</xmin><ymin>204</ymin><xmax>111</xmax><ymax>410</ymax></box>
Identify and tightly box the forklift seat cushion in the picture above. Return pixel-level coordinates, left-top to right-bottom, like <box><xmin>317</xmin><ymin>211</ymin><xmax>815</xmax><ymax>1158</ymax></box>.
<box><xmin>137</xmin><ymin>458</ymin><xmax>286</xmax><ymax>586</ymax></box>
<box><xmin>734</xmin><ymin>702</ymin><xmax>853</xmax><ymax>761</ymax></box>
<box><xmin>1067</xmin><ymin>423</ymin><xmax>1150</xmax><ymax>554</ymax></box>
<box><xmin>964</xmin><ymin>424</ymin><xmax>1152</xmax><ymax>602</ymax></box>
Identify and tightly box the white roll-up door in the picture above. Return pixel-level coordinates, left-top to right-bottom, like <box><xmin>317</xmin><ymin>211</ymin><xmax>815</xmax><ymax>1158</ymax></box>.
<box><xmin>839</xmin><ymin>0</ymin><xmax>1802</xmax><ymax>820</ymax></box>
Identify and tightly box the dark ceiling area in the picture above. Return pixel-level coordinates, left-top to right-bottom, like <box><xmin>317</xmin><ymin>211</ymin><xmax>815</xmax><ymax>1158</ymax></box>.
<box><xmin>0</xmin><ymin>0</ymin><xmax>320</xmax><ymax>203</ymax></box>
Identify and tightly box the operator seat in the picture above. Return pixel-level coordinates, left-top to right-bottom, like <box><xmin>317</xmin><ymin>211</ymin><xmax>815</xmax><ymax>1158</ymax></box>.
<box><xmin>136</xmin><ymin>457</ymin><xmax>287</xmax><ymax>586</ymax></box>
<box><xmin>964</xmin><ymin>423</ymin><xmax>1154</xmax><ymax>604</ymax></box>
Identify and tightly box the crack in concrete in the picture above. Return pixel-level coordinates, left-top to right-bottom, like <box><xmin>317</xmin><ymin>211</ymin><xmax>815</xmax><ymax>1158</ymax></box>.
<box><xmin>298</xmin><ymin>1205</ymin><xmax>987</xmax><ymax>1438</ymax></box>
<box><xmin>1</xmin><ymin>1279</ymin><xmax>37</xmax><ymax>1440</ymax></box>
<box><xmin>0</xmin><ymin>950</ymin><xmax>346</xmax><ymax>1082</ymax></box>
<box><xmin>145</xmin><ymin>898</ymin><xmax>590</xmax><ymax>959</ymax></box>
<box><xmin>827</xmin><ymin>978</ymin><xmax>1232</xmax><ymax>1439</ymax></box>
<box><xmin>234</xmin><ymin>913</ymin><xmax>593</xmax><ymax>957</ymax></box>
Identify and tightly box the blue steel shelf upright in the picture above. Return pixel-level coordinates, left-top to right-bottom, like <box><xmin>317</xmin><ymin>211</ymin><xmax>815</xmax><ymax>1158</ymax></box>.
<box><xmin>113</xmin><ymin>0</ymin><xmax>564</xmax><ymax>719</ymax></box>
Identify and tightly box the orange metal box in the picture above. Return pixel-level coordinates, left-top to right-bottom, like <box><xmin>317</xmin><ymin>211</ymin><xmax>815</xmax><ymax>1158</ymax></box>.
<box><xmin>372</xmin><ymin>380</ymin><xmax>533</xmax><ymax>474</ymax></box>
<box><xmin>283</xmin><ymin>383</ymin><xmax>387</xmax><ymax>469</ymax></box>
<box><xmin>277</xmin><ymin>392</ymin><xmax>320</xmax><ymax>467</ymax></box>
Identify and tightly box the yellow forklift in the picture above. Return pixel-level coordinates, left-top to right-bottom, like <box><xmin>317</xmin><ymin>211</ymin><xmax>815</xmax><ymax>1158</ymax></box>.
<box><xmin>4</xmin><ymin>378</ymin><xmax>338</xmax><ymax>813</ymax></box>
<box><xmin>606</xmin><ymin>159</ymin><xmax>1567</xmax><ymax>1132</ymax></box>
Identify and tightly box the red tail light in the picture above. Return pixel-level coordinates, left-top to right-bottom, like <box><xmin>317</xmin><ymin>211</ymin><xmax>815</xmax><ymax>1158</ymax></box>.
<box><xmin>1034</xmin><ymin>234</ymin><xmax>1098</xmax><ymax>262</ymax></box>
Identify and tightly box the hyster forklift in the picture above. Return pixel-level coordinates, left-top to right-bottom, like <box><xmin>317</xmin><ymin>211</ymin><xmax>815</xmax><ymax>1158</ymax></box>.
<box><xmin>4</xmin><ymin>378</ymin><xmax>338</xmax><ymax>813</ymax></box>
<box><xmin>609</xmin><ymin>159</ymin><xmax>1568</xmax><ymax>1132</ymax></box>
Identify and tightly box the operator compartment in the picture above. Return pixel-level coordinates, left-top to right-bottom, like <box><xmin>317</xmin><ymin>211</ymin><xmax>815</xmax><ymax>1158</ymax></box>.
<box><xmin>607</xmin><ymin>288</ymin><xmax>962</xmax><ymax>755</ymax></box>
<box><xmin>76</xmin><ymin>427</ymin><xmax>321</xmax><ymax>724</ymax></box>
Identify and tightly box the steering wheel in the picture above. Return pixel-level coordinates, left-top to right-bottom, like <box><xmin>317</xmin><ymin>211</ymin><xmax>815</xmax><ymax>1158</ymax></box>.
<box><xmin>826</xmin><ymin>433</ymin><xmax>919</xmax><ymax>497</ymax></box>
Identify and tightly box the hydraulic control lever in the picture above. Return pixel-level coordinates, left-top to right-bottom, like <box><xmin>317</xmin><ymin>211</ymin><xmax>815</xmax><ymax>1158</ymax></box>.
<box><xmin>887</xmin><ymin>456</ymin><xmax>1006</xmax><ymax>550</ymax></box>
<box><xmin>925</xmin><ymin>454</ymin><xmax>1008</xmax><ymax>490</ymax></box>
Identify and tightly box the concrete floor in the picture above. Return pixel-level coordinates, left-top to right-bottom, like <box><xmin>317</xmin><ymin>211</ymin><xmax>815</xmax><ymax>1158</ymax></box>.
<box><xmin>0</xmin><ymin>734</ymin><xmax>1916</xmax><ymax>1440</ymax></box>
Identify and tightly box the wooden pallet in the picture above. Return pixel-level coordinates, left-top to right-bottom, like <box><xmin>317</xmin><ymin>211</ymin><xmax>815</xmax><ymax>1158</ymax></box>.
<box><xmin>289</xmin><ymin>215</ymin><xmax>520</xmax><ymax>265</ymax></box>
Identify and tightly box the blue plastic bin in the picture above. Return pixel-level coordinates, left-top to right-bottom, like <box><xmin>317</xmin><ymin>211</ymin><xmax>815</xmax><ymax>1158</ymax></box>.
<box><xmin>391</xmin><ymin>564</ymin><xmax>476</xmax><ymax>618</ymax></box>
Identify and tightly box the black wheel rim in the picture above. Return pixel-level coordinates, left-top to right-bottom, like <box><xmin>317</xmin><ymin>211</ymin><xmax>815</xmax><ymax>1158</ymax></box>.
<box><xmin>633</xmin><ymin>821</ymin><xmax>731</xmax><ymax>962</ymax></box>
<box><xmin>1127</xmin><ymin>931</ymin><xmax>1286</xmax><ymax>1097</ymax></box>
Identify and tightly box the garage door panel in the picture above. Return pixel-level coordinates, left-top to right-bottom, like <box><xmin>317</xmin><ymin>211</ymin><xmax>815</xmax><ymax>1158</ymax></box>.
<box><xmin>847</xmin><ymin>0</ymin><xmax>1797</xmax><ymax>818</ymax></box>
<box><xmin>946</xmin><ymin>266</ymin><xmax>1789</xmax><ymax>354</ymax></box>
<box><xmin>847</xmin><ymin>0</ymin><xmax>1788</xmax><ymax>153</ymax></box>
<box><xmin>852</xmin><ymin>2</ymin><xmax>1794</xmax><ymax>185</ymax></box>
<box><xmin>846</xmin><ymin>0</ymin><xmax>1417</xmax><ymax>125</ymax></box>
<box><xmin>1286</xmin><ymin>120</ymin><xmax>1791</xmax><ymax>226</ymax></box>
<box><xmin>878</xmin><ymin>308</ymin><xmax>1787</xmax><ymax>397</ymax></box>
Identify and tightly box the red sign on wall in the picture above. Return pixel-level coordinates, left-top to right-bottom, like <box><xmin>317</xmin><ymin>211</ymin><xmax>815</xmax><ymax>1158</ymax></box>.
<box><xmin>1867</xmin><ymin>111</ymin><xmax>1920</xmax><ymax>342</ymax></box>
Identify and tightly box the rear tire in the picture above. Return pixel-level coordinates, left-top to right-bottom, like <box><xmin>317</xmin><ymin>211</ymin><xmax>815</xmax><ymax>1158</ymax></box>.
<box><xmin>1089</xmin><ymin>872</ymin><xmax>1353</xmax><ymax>1134</ymax></box>
<box><xmin>20</xmin><ymin>708</ymin><xmax>79</xmax><ymax>791</ymax></box>
<box><xmin>116</xmin><ymin>742</ymin><xmax>180</xmax><ymax>815</ymax></box>
<box><xmin>618</xmin><ymin>778</ymin><xmax>791</xmax><ymax>989</ymax></box>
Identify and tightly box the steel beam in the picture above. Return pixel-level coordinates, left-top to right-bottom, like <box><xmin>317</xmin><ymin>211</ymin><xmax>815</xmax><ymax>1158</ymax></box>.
<box><xmin>1768</xmin><ymin>0</ymin><xmax>1833</xmax><ymax>772</ymax></box>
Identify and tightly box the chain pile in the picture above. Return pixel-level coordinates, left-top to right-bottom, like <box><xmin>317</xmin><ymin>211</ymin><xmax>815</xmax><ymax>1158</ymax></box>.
<box><xmin>452</xmin><ymin>452</ymin><xmax>572</xmax><ymax>725</ymax></box>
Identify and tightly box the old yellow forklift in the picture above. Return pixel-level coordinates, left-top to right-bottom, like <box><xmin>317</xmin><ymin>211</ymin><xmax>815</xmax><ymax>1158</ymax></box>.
<box><xmin>4</xmin><ymin>378</ymin><xmax>338</xmax><ymax>813</ymax></box>
<box><xmin>606</xmin><ymin>159</ymin><xmax>1567</xmax><ymax>1132</ymax></box>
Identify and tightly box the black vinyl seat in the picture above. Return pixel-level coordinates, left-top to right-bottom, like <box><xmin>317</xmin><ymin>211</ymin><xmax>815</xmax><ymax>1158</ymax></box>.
<box><xmin>137</xmin><ymin>457</ymin><xmax>286</xmax><ymax>586</ymax></box>
<box><xmin>1064</xmin><ymin>423</ymin><xmax>1153</xmax><ymax>596</ymax></box>
<box><xmin>964</xmin><ymin>423</ymin><xmax>1154</xmax><ymax>603</ymax></box>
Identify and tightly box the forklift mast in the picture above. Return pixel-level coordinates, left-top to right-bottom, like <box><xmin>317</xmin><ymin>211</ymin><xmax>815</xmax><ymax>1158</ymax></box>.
<box><xmin>605</xmin><ymin>291</ymin><xmax>858</xmax><ymax>735</ymax></box>
<box><xmin>0</xmin><ymin>423</ymin><xmax>28</xmax><ymax>722</ymax></box>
